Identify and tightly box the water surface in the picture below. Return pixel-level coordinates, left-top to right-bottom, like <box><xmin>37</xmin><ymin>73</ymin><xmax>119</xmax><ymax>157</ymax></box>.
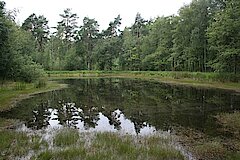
<box><xmin>1</xmin><ymin>78</ymin><xmax>239</xmax><ymax>136</ymax></box>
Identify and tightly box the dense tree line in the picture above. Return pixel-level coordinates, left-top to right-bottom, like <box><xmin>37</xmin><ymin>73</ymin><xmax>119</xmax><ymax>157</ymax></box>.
<box><xmin>0</xmin><ymin>1</ymin><xmax>44</xmax><ymax>82</ymax></box>
<box><xmin>0</xmin><ymin>0</ymin><xmax>239</xmax><ymax>83</ymax></box>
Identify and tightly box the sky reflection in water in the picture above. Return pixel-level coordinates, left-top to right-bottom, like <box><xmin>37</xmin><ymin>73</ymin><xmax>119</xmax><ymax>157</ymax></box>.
<box><xmin>1</xmin><ymin>78</ymin><xmax>240</xmax><ymax>136</ymax></box>
<box><xmin>47</xmin><ymin>106</ymin><xmax>156</xmax><ymax>135</ymax></box>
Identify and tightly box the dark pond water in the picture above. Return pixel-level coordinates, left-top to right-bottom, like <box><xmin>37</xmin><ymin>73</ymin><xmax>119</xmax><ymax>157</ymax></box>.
<box><xmin>1</xmin><ymin>78</ymin><xmax>240</xmax><ymax>135</ymax></box>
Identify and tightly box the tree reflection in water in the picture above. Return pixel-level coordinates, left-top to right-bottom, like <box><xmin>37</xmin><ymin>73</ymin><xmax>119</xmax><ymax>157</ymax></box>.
<box><xmin>28</xmin><ymin>102</ymin><xmax>51</xmax><ymax>130</ymax></box>
<box><xmin>1</xmin><ymin>78</ymin><xmax>239</xmax><ymax>136</ymax></box>
<box><xmin>53</xmin><ymin>101</ymin><xmax>80</xmax><ymax>128</ymax></box>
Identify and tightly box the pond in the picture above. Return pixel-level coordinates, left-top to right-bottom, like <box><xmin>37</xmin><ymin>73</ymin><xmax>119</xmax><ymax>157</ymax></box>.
<box><xmin>1</xmin><ymin>78</ymin><xmax>240</xmax><ymax>136</ymax></box>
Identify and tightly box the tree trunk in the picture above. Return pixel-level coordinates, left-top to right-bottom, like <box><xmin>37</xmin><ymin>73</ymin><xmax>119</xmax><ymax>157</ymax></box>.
<box><xmin>172</xmin><ymin>58</ymin><xmax>175</xmax><ymax>71</ymax></box>
<box><xmin>234</xmin><ymin>54</ymin><xmax>237</xmax><ymax>74</ymax></box>
<box><xmin>203</xmin><ymin>39</ymin><xmax>207</xmax><ymax>72</ymax></box>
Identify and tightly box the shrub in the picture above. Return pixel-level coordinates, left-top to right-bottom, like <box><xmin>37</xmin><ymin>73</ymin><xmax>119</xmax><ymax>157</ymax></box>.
<box><xmin>15</xmin><ymin>56</ymin><xmax>45</xmax><ymax>83</ymax></box>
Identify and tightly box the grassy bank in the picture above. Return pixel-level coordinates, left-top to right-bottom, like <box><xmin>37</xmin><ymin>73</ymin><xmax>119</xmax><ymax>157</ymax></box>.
<box><xmin>47</xmin><ymin>70</ymin><xmax>240</xmax><ymax>92</ymax></box>
<box><xmin>0</xmin><ymin>128</ymin><xmax>185</xmax><ymax>160</ymax></box>
<box><xmin>0</xmin><ymin>79</ymin><xmax>66</xmax><ymax>131</ymax></box>
<box><xmin>0</xmin><ymin>80</ymin><xmax>66</xmax><ymax>112</ymax></box>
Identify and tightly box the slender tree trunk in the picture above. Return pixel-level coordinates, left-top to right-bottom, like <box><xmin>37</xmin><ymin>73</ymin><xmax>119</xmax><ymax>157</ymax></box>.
<box><xmin>199</xmin><ymin>59</ymin><xmax>201</xmax><ymax>72</ymax></box>
<box><xmin>87</xmin><ymin>39</ymin><xmax>91</xmax><ymax>70</ymax></box>
<box><xmin>203</xmin><ymin>39</ymin><xmax>207</xmax><ymax>72</ymax></box>
<box><xmin>172</xmin><ymin>58</ymin><xmax>175</xmax><ymax>71</ymax></box>
<box><xmin>234</xmin><ymin>54</ymin><xmax>237</xmax><ymax>74</ymax></box>
<box><xmin>187</xmin><ymin>58</ymin><xmax>190</xmax><ymax>71</ymax></box>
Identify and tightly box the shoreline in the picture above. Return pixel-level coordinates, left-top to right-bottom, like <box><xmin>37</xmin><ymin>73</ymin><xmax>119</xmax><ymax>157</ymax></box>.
<box><xmin>0</xmin><ymin>81</ymin><xmax>67</xmax><ymax>112</ymax></box>
<box><xmin>1</xmin><ymin>71</ymin><xmax>239</xmax><ymax>113</ymax></box>
<box><xmin>48</xmin><ymin>71</ymin><xmax>240</xmax><ymax>93</ymax></box>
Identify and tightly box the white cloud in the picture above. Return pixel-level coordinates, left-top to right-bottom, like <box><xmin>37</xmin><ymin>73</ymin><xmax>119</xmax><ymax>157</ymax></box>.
<box><xmin>4</xmin><ymin>0</ymin><xmax>192</xmax><ymax>30</ymax></box>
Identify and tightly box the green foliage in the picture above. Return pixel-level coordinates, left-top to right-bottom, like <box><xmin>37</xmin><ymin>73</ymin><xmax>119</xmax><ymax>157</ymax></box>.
<box><xmin>14</xmin><ymin>56</ymin><xmax>44</xmax><ymax>83</ymax></box>
<box><xmin>4</xmin><ymin>25</ymin><xmax>44</xmax><ymax>82</ymax></box>
<box><xmin>93</xmin><ymin>37</ymin><xmax>122</xmax><ymax>70</ymax></box>
<box><xmin>0</xmin><ymin>3</ymin><xmax>45</xmax><ymax>83</ymax></box>
<box><xmin>77</xmin><ymin>17</ymin><xmax>99</xmax><ymax>70</ymax></box>
<box><xmin>103</xmin><ymin>14</ymin><xmax>122</xmax><ymax>38</ymax></box>
<box><xmin>207</xmin><ymin>0</ymin><xmax>240</xmax><ymax>74</ymax></box>
<box><xmin>0</xmin><ymin>2</ymin><xmax>11</xmax><ymax>80</ymax></box>
<box><xmin>56</xmin><ymin>8</ymin><xmax>78</xmax><ymax>41</ymax></box>
<box><xmin>21</xmin><ymin>13</ymin><xmax>49</xmax><ymax>52</ymax></box>
<box><xmin>64</xmin><ymin>46</ymin><xmax>85</xmax><ymax>70</ymax></box>
<box><xmin>1</xmin><ymin>0</ymin><xmax>240</xmax><ymax>82</ymax></box>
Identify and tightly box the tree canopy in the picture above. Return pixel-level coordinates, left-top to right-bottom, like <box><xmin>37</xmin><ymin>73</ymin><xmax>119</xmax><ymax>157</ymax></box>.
<box><xmin>0</xmin><ymin>0</ymin><xmax>239</xmax><ymax>83</ymax></box>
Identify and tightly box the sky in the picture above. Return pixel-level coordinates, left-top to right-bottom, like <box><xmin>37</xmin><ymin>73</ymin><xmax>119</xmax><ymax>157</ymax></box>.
<box><xmin>4</xmin><ymin>0</ymin><xmax>192</xmax><ymax>30</ymax></box>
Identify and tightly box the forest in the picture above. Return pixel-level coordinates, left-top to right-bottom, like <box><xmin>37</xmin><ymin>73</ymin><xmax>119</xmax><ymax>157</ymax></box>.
<box><xmin>1</xmin><ymin>1</ymin><xmax>240</xmax><ymax>159</ymax></box>
<box><xmin>0</xmin><ymin>0</ymin><xmax>240</xmax><ymax>83</ymax></box>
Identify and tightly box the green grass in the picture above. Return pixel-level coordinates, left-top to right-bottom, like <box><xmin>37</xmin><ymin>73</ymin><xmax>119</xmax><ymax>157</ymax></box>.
<box><xmin>0</xmin><ymin>80</ymin><xmax>66</xmax><ymax>112</ymax></box>
<box><xmin>14</xmin><ymin>82</ymin><xmax>27</xmax><ymax>90</ymax></box>
<box><xmin>36</xmin><ymin>147</ymin><xmax>87</xmax><ymax>160</ymax></box>
<box><xmin>4</xmin><ymin>124</ymin><xmax>240</xmax><ymax>160</ymax></box>
<box><xmin>34</xmin><ymin>130</ymin><xmax>184</xmax><ymax>160</ymax></box>
<box><xmin>0</xmin><ymin>130</ymin><xmax>48</xmax><ymax>159</ymax></box>
<box><xmin>0</xmin><ymin>118</ymin><xmax>17</xmax><ymax>129</ymax></box>
<box><xmin>54</xmin><ymin>128</ymin><xmax>80</xmax><ymax>147</ymax></box>
<box><xmin>34</xmin><ymin>78</ymin><xmax>47</xmax><ymax>88</ymax></box>
<box><xmin>46</xmin><ymin>70</ymin><xmax>240</xmax><ymax>82</ymax></box>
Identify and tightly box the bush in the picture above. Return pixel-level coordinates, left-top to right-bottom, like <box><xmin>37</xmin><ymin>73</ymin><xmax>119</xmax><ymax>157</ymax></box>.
<box><xmin>14</xmin><ymin>56</ymin><xmax>45</xmax><ymax>83</ymax></box>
